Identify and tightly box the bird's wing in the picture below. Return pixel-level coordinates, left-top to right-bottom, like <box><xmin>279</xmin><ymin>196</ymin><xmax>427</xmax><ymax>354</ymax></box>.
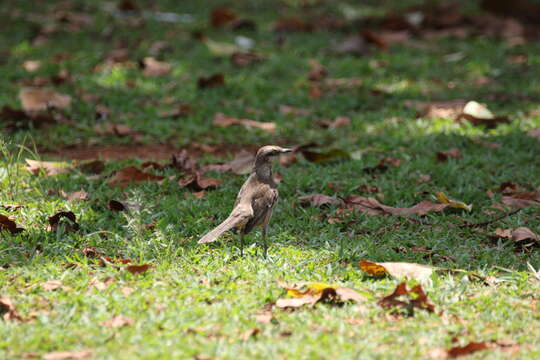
<box><xmin>198</xmin><ymin>204</ymin><xmax>253</xmax><ymax>243</ymax></box>
<box><xmin>242</xmin><ymin>186</ymin><xmax>278</xmax><ymax>234</ymax></box>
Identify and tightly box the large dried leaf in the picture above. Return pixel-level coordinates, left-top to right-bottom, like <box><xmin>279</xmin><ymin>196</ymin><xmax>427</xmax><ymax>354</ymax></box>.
<box><xmin>457</xmin><ymin>101</ymin><xmax>510</xmax><ymax>128</ymax></box>
<box><xmin>0</xmin><ymin>214</ymin><xmax>24</xmax><ymax>234</ymax></box>
<box><xmin>198</xmin><ymin>73</ymin><xmax>225</xmax><ymax>89</ymax></box>
<box><xmin>213</xmin><ymin>113</ymin><xmax>276</xmax><ymax>133</ymax></box>
<box><xmin>435</xmin><ymin>192</ymin><xmax>472</xmax><ymax>211</ymax></box>
<box><xmin>0</xmin><ymin>296</ymin><xmax>24</xmax><ymax>321</ymax></box>
<box><xmin>436</xmin><ymin>148</ymin><xmax>462</xmax><ymax>162</ymax></box>
<box><xmin>378</xmin><ymin>282</ymin><xmax>435</xmax><ymax>315</ymax></box>
<box><xmin>276</xmin><ymin>282</ymin><xmax>366</xmax><ymax>309</ymax></box>
<box><xmin>19</xmin><ymin>87</ymin><xmax>71</xmax><ymax>112</ymax></box>
<box><xmin>231</xmin><ymin>51</ymin><xmax>263</xmax><ymax>67</ymax></box>
<box><xmin>25</xmin><ymin>159</ymin><xmax>71</xmax><ymax>176</ymax></box>
<box><xmin>141</xmin><ymin>57</ymin><xmax>171</xmax><ymax>76</ymax></box>
<box><xmin>210</xmin><ymin>6</ymin><xmax>237</xmax><ymax>27</ymax></box>
<box><xmin>126</xmin><ymin>264</ymin><xmax>152</xmax><ymax>275</ymax></box>
<box><xmin>48</xmin><ymin>211</ymin><xmax>79</xmax><ymax>233</ymax></box>
<box><xmin>501</xmin><ymin>185</ymin><xmax>540</xmax><ymax>209</ymax></box>
<box><xmin>178</xmin><ymin>172</ymin><xmax>221</xmax><ymax>191</ymax></box>
<box><xmin>43</xmin><ymin>351</ymin><xmax>92</xmax><ymax>360</ymax></box>
<box><xmin>107</xmin><ymin>166</ymin><xmax>164</xmax><ymax>187</ymax></box>
<box><xmin>344</xmin><ymin>195</ymin><xmax>448</xmax><ymax>216</ymax></box>
<box><xmin>298</xmin><ymin>194</ymin><xmax>342</xmax><ymax>207</ymax></box>
<box><xmin>101</xmin><ymin>315</ymin><xmax>134</xmax><ymax>328</ymax></box>
<box><xmin>360</xmin><ymin>260</ymin><xmax>434</xmax><ymax>281</ymax></box>
<box><xmin>60</xmin><ymin>189</ymin><xmax>88</xmax><ymax>201</ymax></box>
<box><xmin>404</xmin><ymin>99</ymin><xmax>466</xmax><ymax>119</ymax></box>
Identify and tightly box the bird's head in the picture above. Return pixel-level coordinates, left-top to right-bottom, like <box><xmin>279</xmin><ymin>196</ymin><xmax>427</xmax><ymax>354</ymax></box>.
<box><xmin>256</xmin><ymin>145</ymin><xmax>292</xmax><ymax>161</ymax></box>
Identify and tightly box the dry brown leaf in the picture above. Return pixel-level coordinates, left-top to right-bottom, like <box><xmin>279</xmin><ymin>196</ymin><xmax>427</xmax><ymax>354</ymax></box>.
<box><xmin>457</xmin><ymin>101</ymin><xmax>510</xmax><ymax>128</ymax></box>
<box><xmin>19</xmin><ymin>87</ymin><xmax>71</xmax><ymax>112</ymax></box>
<box><xmin>404</xmin><ymin>99</ymin><xmax>466</xmax><ymax>119</ymax></box>
<box><xmin>141</xmin><ymin>57</ymin><xmax>172</xmax><ymax>77</ymax></box>
<box><xmin>0</xmin><ymin>214</ymin><xmax>24</xmax><ymax>235</ymax></box>
<box><xmin>359</xmin><ymin>260</ymin><xmax>434</xmax><ymax>281</ymax></box>
<box><xmin>316</xmin><ymin>116</ymin><xmax>350</xmax><ymax>129</ymax></box>
<box><xmin>107</xmin><ymin>166</ymin><xmax>164</xmax><ymax>187</ymax></box>
<box><xmin>41</xmin><ymin>280</ymin><xmax>63</xmax><ymax>291</ymax></box>
<box><xmin>213</xmin><ymin>113</ymin><xmax>276</xmax><ymax>132</ymax></box>
<box><xmin>273</xmin><ymin>17</ymin><xmax>313</xmax><ymax>32</ymax></box>
<box><xmin>101</xmin><ymin>315</ymin><xmax>134</xmax><ymax>328</ymax></box>
<box><xmin>94</xmin><ymin>123</ymin><xmax>142</xmax><ymax>140</ymax></box>
<box><xmin>231</xmin><ymin>52</ymin><xmax>263</xmax><ymax>67</ymax></box>
<box><xmin>158</xmin><ymin>104</ymin><xmax>192</xmax><ymax>118</ymax></box>
<box><xmin>527</xmin><ymin>129</ymin><xmax>540</xmax><ymax>141</ymax></box>
<box><xmin>332</xmin><ymin>35</ymin><xmax>370</xmax><ymax>56</ymax></box>
<box><xmin>276</xmin><ymin>282</ymin><xmax>366</xmax><ymax>309</ymax></box>
<box><xmin>511</xmin><ymin>227</ymin><xmax>539</xmax><ymax>243</ymax></box>
<box><xmin>298</xmin><ymin>194</ymin><xmax>342</xmax><ymax>208</ymax></box>
<box><xmin>25</xmin><ymin>159</ymin><xmax>71</xmax><ymax>176</ymax></box>
<box><xmin>178</xmin><ymin>172</ymin><xmax>221</xmax><ymax>191</ymax></box>
<box><xmin>447</xmin><ymin>342</ymin><xmax>491</xmax><ymax>358</ymax></box>
<box><xmin>344</xmin><ymin>195</ymin><xmax>449</xmax><ymax>216</ymax></box>
<box><xmin>308</xmin><ymin>60</ymin><xmax>327</xmax><ymax>81</ymax></box>
<box><xmin>378</xmin><ymin>282</ymin><xmax>435</xmax><ymax>315</ymax></box>
<box><xmin>254</xmin><ymin>311</ymin><xmax>273</xmax><ymax>324</ymax></box>
<box><xmin>22</xmin><ymin>60</ymin><xmax>41</xmax><ymax>72</ymax></box>
<box><xmin>0</xmin><ymin>296</ymin><xmax>24</xmax><ymax>321</ymax></box>
<box><xmin>436</xmin><ymin>148</ymin><xmax>462</xmax><ymax>162</ymax></box>
<box><xmin>197</xmin><ymin>73</ymin><xmax>225</xmax><ymax>89</ymax></box>
<box><xmin>60</xmin><ymin>189</ymin><xmax>88</xmax><ymax>201</ymax></box>
<box><xmin>48</xmin><ymin>211</ymin><xmax>79</xmax><ymax>233</ymax></box>
<box><xmin>417</xmin><ymin>174</ymin><xmax>432</xmax><ymax>184</ymax></box>
<box><xmin>279</xmin><ymin>105</ymin><xmax>311</xmax><ymax>116</ymax></box>
<box><xmin>43</xmin><ymin>351</ymin><xmax>92</xmax><ymax>360</ymax></box>
<box><xmin>126</xmin><ymin>264</ymin><xmax>152</xmax><ymax>275</ymax></box>
<box><xmin>500</xmin><ymin>185</ymin><xmax>540</xmax><ymax>209</ymax></box>
<box><xmin>210</xmin><ymin>6</ymin><xmax>237</xmax><ymax>27</ymax></box>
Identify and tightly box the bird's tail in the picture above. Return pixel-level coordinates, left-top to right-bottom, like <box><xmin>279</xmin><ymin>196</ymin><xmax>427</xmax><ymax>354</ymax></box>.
<box><xmin>198</xmin><ymin>213</ymin><xmax>244</xmax><ymax>244</ymax></box>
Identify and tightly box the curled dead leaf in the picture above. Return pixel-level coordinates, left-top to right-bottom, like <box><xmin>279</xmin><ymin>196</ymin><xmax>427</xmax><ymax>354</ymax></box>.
<box><xmin>378</xmin><ymin>282</ymin><xmax>435</xmax><ymax>315</ymax></box>
<box><xmin>0</xmin><ymin>214</ymin><xmax>24</xmax><ymax>234</ymax></box>
<box><xmin>141</xmin><ymin>57</ymin><xmax>172</xmax><ymax>76</ymax></box>
<box><xmin>126</xmin><ymin>264</ymin><xmax>152</xmax><ymax>275</ymax></box>
<box><xmin>25</xmin><ymin>159</ymin><xmax>71</xmax><ymax>176</ymax></box>
<box><xmin>360</xmin><ymin>260</ymin><xmax>434</xmax><ymax>282</ymax></box>
<box><xmin>178</xmin><ymin>172</ymin><xmax>221</xmax><ymax>191</ymax></box>
<box><xmin>0</xmin><ymin>296</ymin><xmax>24</xmax><ymax>322</ymax></box>
<box><xmin>48</xmin><ymin>211</ymin><xmax>79</xmax><ymax>232</ymax></box>
<box><xmin>19</xmin><ymin>87</ymin><xmax>71</xmax><ymax>112</ymax></box>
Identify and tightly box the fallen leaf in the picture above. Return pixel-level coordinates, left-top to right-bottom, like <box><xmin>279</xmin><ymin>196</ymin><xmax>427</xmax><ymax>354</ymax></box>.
<box><xmin>457</xmin><ymin>101</ymin><xmax>510</xmax><ymax>128</ymax></box>
<box><xmin>82</xmin><ymin>247</ymin><xmax>102</xmax><ymax>259</ymax></box>
<box><xmin>273</xmin><ymin>17</ymin><xmax>312</xmax><ymax>32</ymax></box>
<box><xmin>1</xmin><ymin>204</ymin><xmax>25</xmax><ymax>211</ymax></box>
<box><xmin>527</xmin><ymin>129</ymin><xmax>540</xmax><ymax>141</ymax></box>
<box><xmin>41</xmin><ymin>280</ymin><xmax>63</xmax><ymax>291</ymax></box>
<box><xmin>158</xmin><ymin>104</ymin><xmax>192</xmax><ymax>118</ymax></box>
<box><xmin>279</xmin><ymin>105</ymin><xmax>311</xmax><ymax>116</ymax></box>
<box><xmin>436</xmin><ymin>148</ymin><xmax>462</xmax><ymax>162</ymax></box>
<box><xmin>48</xmin><ymin>211</ymin><xmax>79</xmax><ymax>232</ymax></box>
<box><xmin>360</xmin><ymin>260</ymin><xmax>434</xmax><ymax>281</ymax></box>
<box><xmin>76</xmin><ymin>160</ymin><xmax>105</xmax><ymax>174</ymax></box>
<box><xmin>316</xmin><ymin>116</ymin><xmax>350</xmax><ymax>129</ymax></box>
<box><xmin>378</xmin><ymin>282</ymin><xmax>435</xmax><ymax>315</ymax></box>
<box><xmin>404</xmin><ymin>99</ymin><xmax>466</xmax><ymax>119</ymax></box>
<box><xmin>210</xmin><ymin>6</ymin><xmax>237</xmax><ymax>28</ymax></box>
<box><xmin>254</xmin><ymin>311</ymin><xmax>273</xmax><ymax>324</ymax></box>
<box><xmin>344</xmin><ymin>195</ymin><xmax>448</xmax><ymax>216</ymax></box>
<box><xmin>435</xmin><ymin>192</ymin><xmax>472</xmax><ymax>211</ymax></box>
<box><xmin>94</xmin><ymin>123</ymin><xmax>142</xmax><ymax>140</ymax></box>
<box><xmin>301</xmin><ymin>148</ymin><xmax>351</xmax><ymax>163</ymax></box>
<box><xmin>126</xmin><ymin>264</ymin><xmax>152</xmax><ymax>275</ymax></box>
<box><xmin>141</xmin><ymin>57</ymin><xmax>172</xmax><ymax>77</ymax></box>
<box><xmin>107</xmin><ymin>166</ymin><xmax>164</xmax><ymax>187</ymax></box>
<box><xmin>332</xmin><ymin>35</ymin><xmax>370</xmax><ymax>56</ymax></box>
<box><xmin>363</xmin><ymin>157</ymin><xmax>401</xmax><ymax>173</ymax></box>
<box><xmin>43</xmin><ymin>351</ymin><xmax>92</xmax><ymax>360</ymax></box>
<box><xmin>500</xmin><ymin>185</ymin><xmax>540</xmax><ymax>209</ymax></box>
<box><xmin>22</xmin><ymin>60</ymin><xmax>41</xmax><ymax>72</ymax></box>
<box><xmin>169</xmin><ymin>150</ymin><xmax>198</xmax><ymax>173</ymax></box>
<box><xmin>60</xmin><ymin>189</ymin><xmax>88</xmax><ymax>201</ymax></box>
<box><xmin>0</xmin><ymin>214</ymin><xmax>24</xmax><ymax>234</ymax></box>
<box><xmin>298</xmin><ymin>194</ymin><xmax>342</xmax><ymax>207</ymax></box>
<box><xmin>240</xmin><ymin>328</ymin><xmax>261</xmax><ymax>341</ymax></box>
<box><xmin>197</xmin><ymin>73</ymin><xmax>225</xmax><ymax>89</ymax></box>
<box><xmin>101</xmin><ymin>315</ymin><xmax>134</xmax><ymax>328</ymax></box>
<box><xmin>25</xmin><ymin>159</ymin><xmax>71</xmax><ymax>176</ymax></box>
<box><xmin>357</xmin><ymin>184</ymin><xmax>380</xmax><ymax>194</ymax></box>
<box><xmin>276</xmin><ymin>282</ymin><xmax>366</xmax><ymax>309</ymax></box>
<box><xmin>231</xmin><ymin>51</ymin><xmax>263</xmax><ymax>67</ymax></box>
<box><xmin>0</xmin><ymin>296</ymin><xmax>24</xmax><ymax>321</ymax></box>
<box><xmin>19</xmin><ymin>87</ymin><xmax>71</xmax><ymax>112</ymax></box>
<box><xmin>417</xmin><ymin>174</ymin><xmax>432</xmax><ymax>184</ymax></box>
<box><xmin>447</xmin><ymin>342</ymin><xmax>490</xmax><ymax>358</ymax></box>
<box><xmin>213</xmin><ymin>113</ymin><xmax>276</xmax><ymax>132</ymax></box>
<box><xmin>511</xmin><ymin>227</ymin><xmax>539</xmax><ymax>243</ymax></box>
<box><xmin>178</xmin><ymin>172</ymin><xmax>221</xmax><ymax>191</ymax></box>
<box><xmin>108</xmin><ymin>200</ymin><xmax>140</xmax><ymax>212</ymax></box>
<box><xmin>308</xmin><ymin>60</ymin><xmax>327</xmax><ymax>81</ymax></box>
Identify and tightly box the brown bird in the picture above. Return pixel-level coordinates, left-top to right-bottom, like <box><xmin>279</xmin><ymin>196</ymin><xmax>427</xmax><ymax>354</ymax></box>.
<box><xmin>198</xmin><ymin>145</ymin><xmax>292</xmax><ymax>256</ymax></box>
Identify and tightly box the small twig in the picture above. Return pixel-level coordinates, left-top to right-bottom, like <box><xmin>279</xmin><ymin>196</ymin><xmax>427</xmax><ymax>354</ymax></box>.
<box><xmin>459</xmin><ymin>208</ymin><xmax>522</xmax><ymax>228</ymax></box>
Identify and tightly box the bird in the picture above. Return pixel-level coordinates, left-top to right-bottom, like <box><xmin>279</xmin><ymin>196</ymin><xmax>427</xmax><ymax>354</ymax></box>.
<box><xmin>198</xmin><ymin>145</ymin><xmax>292</xmax><ymax>257</ymax></box>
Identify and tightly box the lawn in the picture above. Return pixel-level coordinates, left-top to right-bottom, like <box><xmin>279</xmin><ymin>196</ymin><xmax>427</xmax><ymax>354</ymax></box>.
<box><xmin>1</xmin><ymin>0</ymin><xmax>539</xmax><ymax>359</ymax></box>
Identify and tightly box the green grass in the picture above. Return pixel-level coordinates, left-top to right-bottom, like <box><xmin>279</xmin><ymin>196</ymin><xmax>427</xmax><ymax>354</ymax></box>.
<box><xmin>1</xmin><ymin>0</ymin><xmax>540</xmax><ymax>359</ymax></box>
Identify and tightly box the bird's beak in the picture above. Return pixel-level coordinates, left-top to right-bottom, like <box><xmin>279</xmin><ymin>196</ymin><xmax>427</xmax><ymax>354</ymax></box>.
<box><xmin>281</xmin><ymin>148</ymin><xmax>293</xmax><ymax>153</ymax></box>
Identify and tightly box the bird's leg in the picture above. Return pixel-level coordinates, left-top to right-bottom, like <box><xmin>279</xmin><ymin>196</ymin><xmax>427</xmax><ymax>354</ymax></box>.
<box><xmin>262</xmin><ymin>225</ymin><xmax>268</xmax><ymax>258</ymax></box>
<box><xmin>239</xmin><ymin>233</ymin><xmax>244</xmax><ymax>257</ymax></box>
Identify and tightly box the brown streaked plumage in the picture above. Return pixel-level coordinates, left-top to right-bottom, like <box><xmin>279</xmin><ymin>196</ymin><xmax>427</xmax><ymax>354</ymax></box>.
<box><xmin>198</xmin><ymin>145</ymin><xmax>292</xmax><ymax>256</ymax></box>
